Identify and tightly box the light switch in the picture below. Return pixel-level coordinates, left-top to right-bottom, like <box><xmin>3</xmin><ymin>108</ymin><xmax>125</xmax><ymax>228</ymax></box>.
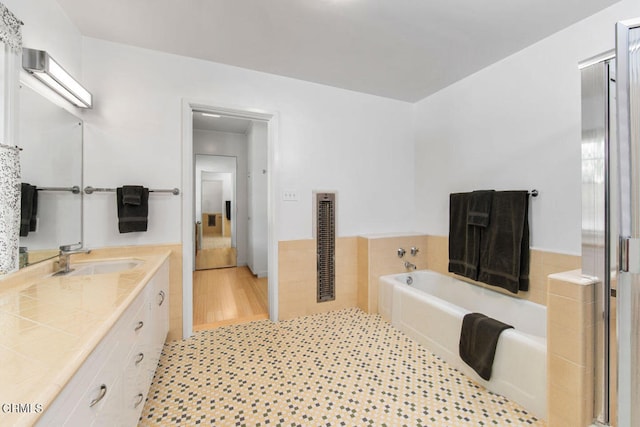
<box><xmin>283</xmin><ymin>189</ymin><xmax>298</xmax><ymax>201</ymax></box>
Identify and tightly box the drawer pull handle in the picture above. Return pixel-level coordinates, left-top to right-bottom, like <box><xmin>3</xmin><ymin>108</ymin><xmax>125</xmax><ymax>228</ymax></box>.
<box><xmin>134</xmin><ymin>393</ymin><xmax>144</xmax><ymax>408</ymax></box>
<box><xmin>158</xmin><ymin>290</ymin><xmax>166</xmax><ymax>306</ymax></box>
<box><xmin>89</xmin><ymin>384</ymin><xmax>107</xmax><ymax>407</ymax></box>
<box><xmin>135</xmin><ymin>321</ymin><xmax>144</xmax><ymax>332</ymax></box>
<box><xmin>135</xmin><ymin>352</ymin><xmax>145</xmax><ymax>365</ymax></box>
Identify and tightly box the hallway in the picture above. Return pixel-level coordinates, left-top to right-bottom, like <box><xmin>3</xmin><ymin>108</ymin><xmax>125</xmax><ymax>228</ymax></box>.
<box><xmin>193</xmin><ymin>266</ymin><xmax>268</xmax><ymax>331</ymax></box>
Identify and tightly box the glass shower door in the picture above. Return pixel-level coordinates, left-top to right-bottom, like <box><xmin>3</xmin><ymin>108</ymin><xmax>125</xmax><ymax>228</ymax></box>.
<box><xmin>615</xmin><ymin>17</ymin><xmax>640</xmax><ymax>427</ymax></box>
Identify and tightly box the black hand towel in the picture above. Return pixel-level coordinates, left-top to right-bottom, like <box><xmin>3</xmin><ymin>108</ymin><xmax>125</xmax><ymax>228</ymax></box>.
<box><xmin>448</xmin><ymin>192</ymin><xmax>482</xmax><ymax>280</ymax></box>
<box><xmin>477</xmin><ymin>191</ymin><xmax>530</xmax><ymax>293</ymax></box>
<box><xmin>459</xmin><ymin>312</ymin><xmax>513</xmax><ymax>381</ymax></box>
<box><xmin>467</xmin><ymin>190</ymin><xmax>494</xmax><ymax>227</ymax></box>
<box><xmin>20</xmin><ymin>183</ymin><xmax>36</xmax><ymax>237</ymax></box>
<box><xmin>121</xmin><ymin>185</ymin><xmax>144</xmax><ymax>206</ymax></box>
<box><xmin>117</xmin><ymin>186</ymin><xmax>149</xmax><ymax>233</ymax></box>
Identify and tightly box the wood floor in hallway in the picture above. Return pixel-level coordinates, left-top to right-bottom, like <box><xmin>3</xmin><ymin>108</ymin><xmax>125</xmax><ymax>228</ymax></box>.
<box><xmin>193</xmin><ymin>266</ymin><xmax>268</xmax><ymax>331</ymax></box>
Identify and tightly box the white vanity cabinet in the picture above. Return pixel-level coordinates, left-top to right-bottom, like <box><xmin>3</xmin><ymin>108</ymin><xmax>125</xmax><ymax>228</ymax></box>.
<box><xmin>36</xmin><ymin>259</ymin><xmax>170</xmax><ymax>427</ymax></box>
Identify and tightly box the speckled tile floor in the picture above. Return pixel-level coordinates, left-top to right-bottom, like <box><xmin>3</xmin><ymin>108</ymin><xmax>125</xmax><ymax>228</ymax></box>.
<box><xmin>139</xmin><ymin>308</ymin><xmax>545</xmax><ymax>426</ymax></box>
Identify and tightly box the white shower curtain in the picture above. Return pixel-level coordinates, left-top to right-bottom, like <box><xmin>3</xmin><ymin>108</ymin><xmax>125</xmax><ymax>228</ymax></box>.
<box><xmin>0</xmin><ymin>144</ymin><xmax>20</xmax><ymax>273</ymax></box>
<box><xmin>0</xmin><ymin>3</ymin><xmax>22</xmax><ymax>273</ymax></box>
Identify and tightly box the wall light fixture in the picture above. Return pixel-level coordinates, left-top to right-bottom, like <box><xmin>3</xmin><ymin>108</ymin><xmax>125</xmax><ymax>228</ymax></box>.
<box><xmin>22</xmin><ymin>48</ymin><xmax>93</xmax><ymax>108</ymax></box>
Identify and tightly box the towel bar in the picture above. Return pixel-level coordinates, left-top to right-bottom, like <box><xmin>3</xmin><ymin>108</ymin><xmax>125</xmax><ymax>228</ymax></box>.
<box><xmin>84</xmin><ymin>186</ymin><xmax>180</xmax><ymax>195</ymax></box>
<box><xmin>0</xmin><ymin>143</ymin><xmax>22</xmax><ymax>151</ymax></box>
<box><xmin>37</xmin><ymin>186</ymin><xmax>81</xmax><ymax>194</ymax></box>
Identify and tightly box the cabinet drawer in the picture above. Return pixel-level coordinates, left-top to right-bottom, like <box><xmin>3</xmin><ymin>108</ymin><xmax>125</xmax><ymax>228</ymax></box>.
<box><xmin>119</xmin><ymin>294</ymin><xmax>149</xmax><ymax>352</ymax></box>
<box><xmin>62</xmin><ymin>341</ymin><xmax>122</xmax><ymax>426</ymax></box>
<box><xmin>123</xmin><ymin>343</ymin><xmax>149</xmax><ymax>392</ymax></box>
<box><xmin>37</xmin><ymin>324</ymin><xmax>124</xmax><ymax>425</ymax></box>
<box><xmin>90</xmin><ymin>374</ymin><xmax>124</xmax><ymax>427</ymax></box>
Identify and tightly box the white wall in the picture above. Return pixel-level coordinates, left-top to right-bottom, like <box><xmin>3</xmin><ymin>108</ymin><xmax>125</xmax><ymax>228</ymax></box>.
<box><xmin>413</xmin><ymin>0</ymin><xmax>640</xmax><ymax>255</ymax></box>
<box><xmin>11</xmin><ymin>0</ymin><xmax>640</xmax><ymax>257</ymax></box>
<box><xmin>80</xmin><ymin>37</ymin><xmax>416</xmax><ymax>249</ymax></box>
<box><xmin>247</xmin><ymin>121</ymin><xmax>268</xmax><ymax>277</ymax></box>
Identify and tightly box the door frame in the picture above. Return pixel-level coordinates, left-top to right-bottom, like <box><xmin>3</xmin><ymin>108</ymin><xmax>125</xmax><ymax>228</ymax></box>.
<box><xmin>181</xmin><ymin>99</ymin><xmax>279</xmax><ymax>338</ymax></box>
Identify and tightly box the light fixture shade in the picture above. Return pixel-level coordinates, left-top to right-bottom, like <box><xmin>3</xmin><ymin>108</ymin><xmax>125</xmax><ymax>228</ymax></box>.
<box><xmin>22</xmin><ymin>48</ymin><xmax>93</xmax><ymax>108</ymax></box>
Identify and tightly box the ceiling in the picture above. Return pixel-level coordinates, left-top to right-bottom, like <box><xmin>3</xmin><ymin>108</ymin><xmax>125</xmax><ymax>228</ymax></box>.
<box><xmin>55</xmin><ymin>0</ymin><xmax>618</xmax><ymax>102</ymax></box>
<box><xmin>193</xmin><ymin>111</ymin><xmax>253</xmax><ymax>133</ymax></box>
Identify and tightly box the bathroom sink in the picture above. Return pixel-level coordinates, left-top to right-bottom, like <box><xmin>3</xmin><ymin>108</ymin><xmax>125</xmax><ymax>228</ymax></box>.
<box><xmin>65</xmin><ymin>259</ymin><xmax>143</xmax><ymax>276</ymax></box>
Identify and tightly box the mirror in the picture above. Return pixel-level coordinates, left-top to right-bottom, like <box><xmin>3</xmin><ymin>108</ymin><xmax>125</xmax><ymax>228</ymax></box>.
<box><xmin>195</xmin><ymin>155</ymin><xmax>237</xmax><ymax>270</ymax></box>
<box><xmin>17</xmin><ymin>84</ymin><xmax>83</xmax><ymax>267</ymax></box>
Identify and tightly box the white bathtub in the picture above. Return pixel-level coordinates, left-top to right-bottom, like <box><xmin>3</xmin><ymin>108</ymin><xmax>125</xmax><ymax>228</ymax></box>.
<box><xmin>379</xmin><ymin>270</ymin><xmax>546</xmax><ymax>419</ymax></box>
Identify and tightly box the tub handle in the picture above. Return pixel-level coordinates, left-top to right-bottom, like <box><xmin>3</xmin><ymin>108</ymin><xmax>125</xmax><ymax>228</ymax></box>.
<box><xmin>397</xmin><ymin>248</ymin><xmax>406</xmax><ymax>258</ymax></box>
<box><xmin>411</xmin><ymin>247</ymin><xmax>419</xmax><ymax>256</ymax></box>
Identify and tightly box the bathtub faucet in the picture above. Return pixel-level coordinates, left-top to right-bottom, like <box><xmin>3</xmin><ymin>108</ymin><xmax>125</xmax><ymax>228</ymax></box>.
<box><xmin>404</xmin><ymin>261</ymin><xmax>417</xmax><ymax>270</ymax></box>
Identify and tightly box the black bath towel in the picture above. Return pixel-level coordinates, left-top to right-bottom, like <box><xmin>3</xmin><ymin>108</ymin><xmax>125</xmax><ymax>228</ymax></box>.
<box><xmin>117</xmin><ymin>186</ymin><xmax>149</xmax><ymax>233</ymax></box>
<box><xmin>448</xmin><ymin>192</ymin><xmax>482</xmax><ymax>280</ymax></box>
<box><xmin>477</xmin><ymin>191</ymin><xmax>530</xmax><ymax>293</ymax></box>
<box><xmin>467</xmin><ymin>190</ymin><xmax>494</xmax><ymax>227</ymax></box>
<box><xmin>459</xmin><ymin>312</ymin><xmax>513</xmax><ymax>381</ymax></box>
<box><xmin>20</xmin><ymin>183</ymin><xmax>37</xmax><ymax>237</ymax></box>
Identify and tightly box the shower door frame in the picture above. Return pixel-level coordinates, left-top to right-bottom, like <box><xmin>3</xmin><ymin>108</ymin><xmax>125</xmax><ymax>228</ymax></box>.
<box><xmin>580</xmin><ymin>52</ymin><xmax>616</xmax><ymax>426</ymax></box>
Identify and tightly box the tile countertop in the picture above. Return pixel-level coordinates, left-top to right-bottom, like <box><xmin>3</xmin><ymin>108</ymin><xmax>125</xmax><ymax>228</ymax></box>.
<box><xmin>0</xmin><ymin>250</ymin><xmax>171</xmax><ymax>427</ymax></box>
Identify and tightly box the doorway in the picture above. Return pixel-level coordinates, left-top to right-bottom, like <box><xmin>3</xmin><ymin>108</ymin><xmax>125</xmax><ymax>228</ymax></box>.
<box><xmin>182</xmin><ymin>101</ymin><xmax>278</xmax><ymax>338</ymax></box>
<box><xmin>195</xmin><ymin>155</ymin><xmax>237</xmax><ymax>270</ymax></box>
<box><xmin>190</xmin><ymin>108</ymin><xmax>271</xmax><ymax>330</ymax></box>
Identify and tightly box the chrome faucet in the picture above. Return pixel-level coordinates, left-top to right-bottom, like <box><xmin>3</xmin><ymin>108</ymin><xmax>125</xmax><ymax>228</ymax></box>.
<box><xmin>56</xmin><ymin>243</ymin><xmax>91</xmax><ymax>275</ymax></box>
<box><xmin>404</xmin><ymin>261</ymin><xmax>417</xmax><ymax>270</ymax></box>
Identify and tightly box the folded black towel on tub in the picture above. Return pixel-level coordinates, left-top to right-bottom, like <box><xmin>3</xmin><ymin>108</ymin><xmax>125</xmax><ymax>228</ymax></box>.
<box><xmin>459</xmin><ymin>312</ymin><xmax>513</xmax><ymax>381</ymax></box>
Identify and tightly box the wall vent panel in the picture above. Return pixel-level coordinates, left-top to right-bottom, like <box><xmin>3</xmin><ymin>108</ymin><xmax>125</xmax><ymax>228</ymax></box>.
<box><xmin>316</xmin><ymin>192</ymin><xmax>335</xmax><ymax>302</ymax></box>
